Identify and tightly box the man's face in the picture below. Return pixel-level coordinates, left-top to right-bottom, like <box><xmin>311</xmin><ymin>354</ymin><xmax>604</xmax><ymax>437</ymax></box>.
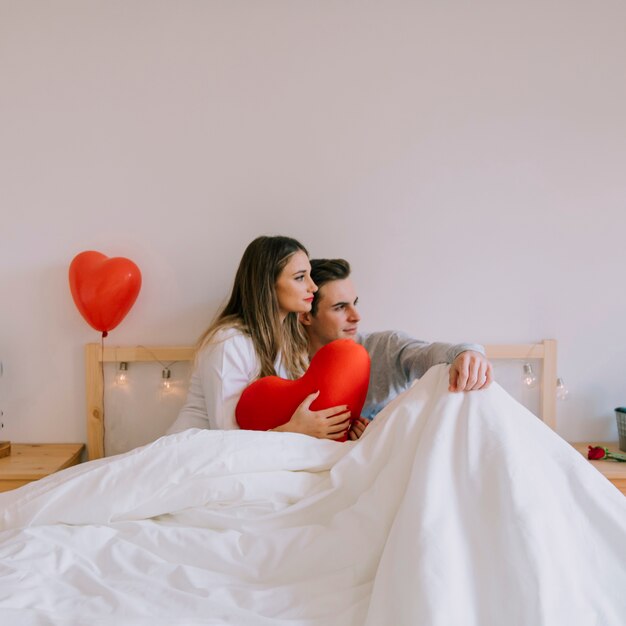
<box><xmin>301</xmin><ymin>278</ymin><xmax>361</xmax><ymax>347</ymax></box>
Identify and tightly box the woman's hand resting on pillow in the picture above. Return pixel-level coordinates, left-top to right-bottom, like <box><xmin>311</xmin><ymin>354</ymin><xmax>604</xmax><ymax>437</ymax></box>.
<box><xmin>448</xmin><ymin>350</ymin><xmax>493</xmax><ymax>392</ymax></box>
<box><xmin>272</xmin><ymin>390</ymin><xmax>352</xmax><ymax>440</ymax></box>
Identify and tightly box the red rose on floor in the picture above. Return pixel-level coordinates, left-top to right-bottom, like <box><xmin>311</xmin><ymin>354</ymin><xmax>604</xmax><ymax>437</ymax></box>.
<box><xmin>588</xmin><ymin>446</ymin><xmax>608</xmax><ymax>460</ymax></box>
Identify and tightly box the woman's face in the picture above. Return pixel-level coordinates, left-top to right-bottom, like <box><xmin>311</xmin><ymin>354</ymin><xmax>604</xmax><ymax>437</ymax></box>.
<box><xmin>275</xmin><ymin>250</ymin><xmax>318</xmax><ymax>320</ymax></box>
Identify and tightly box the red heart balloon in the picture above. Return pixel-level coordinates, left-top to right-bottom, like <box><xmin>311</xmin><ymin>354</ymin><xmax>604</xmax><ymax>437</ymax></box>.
<box><xmin>236</xmin><ymin>339</ymin><xmax>370</xmax><ymax>441</ymax></box>
<box><xmin>69</xmin><ymin>251</ymin><xmax>142</xmax><ymax>335</ymax></box>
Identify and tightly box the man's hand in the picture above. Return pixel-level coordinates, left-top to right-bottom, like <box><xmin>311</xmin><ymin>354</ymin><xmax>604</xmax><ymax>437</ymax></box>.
<box><xmin>449</xmin><ymin>351</ymin><xmax>493</xmax><ymax>392</ymax></box>
<box><xmin>348</xmin><ymin>417</ymin><xmax>369</xmax><ymax>441</ymax></box>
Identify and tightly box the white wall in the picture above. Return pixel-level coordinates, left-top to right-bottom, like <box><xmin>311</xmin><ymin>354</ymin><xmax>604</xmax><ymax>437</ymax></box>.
<box><xmin>2</xmin><ymin>0</ymin><xmax>625</xmax><ymax>446</ymax></box>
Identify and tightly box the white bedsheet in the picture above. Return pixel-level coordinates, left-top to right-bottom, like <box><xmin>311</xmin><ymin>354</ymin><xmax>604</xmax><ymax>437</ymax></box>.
<box><xmin>0</xmin><ymin>364</ymin><xmax>625</xmax><ymax>626</ymax></box>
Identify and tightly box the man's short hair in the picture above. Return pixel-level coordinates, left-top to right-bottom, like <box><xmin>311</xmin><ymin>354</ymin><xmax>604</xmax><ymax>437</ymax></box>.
<box><xmin>309</xmin><ymin>258</ymin><xmax>351</xmax><ymax>315</ymax></box>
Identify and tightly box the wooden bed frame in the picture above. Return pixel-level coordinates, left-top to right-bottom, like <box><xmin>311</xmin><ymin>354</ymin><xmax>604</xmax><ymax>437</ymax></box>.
<box><xmin>85</xmin><ymin>340</ymin><xmax>557</xmax><ymax>461</ymax></box>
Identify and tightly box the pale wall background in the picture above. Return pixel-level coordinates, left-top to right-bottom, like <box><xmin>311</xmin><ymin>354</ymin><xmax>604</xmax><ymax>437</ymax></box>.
<box><xmin>1</xmin><ymin>0</ymin><xmax>625</xmax><ymax>447</ymax></box>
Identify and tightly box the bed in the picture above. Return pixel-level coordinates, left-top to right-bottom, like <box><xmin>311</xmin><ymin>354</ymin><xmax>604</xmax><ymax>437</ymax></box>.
<box><xmin>1</xmin><ymin>338</ymin><xmax>625</xmax><ymax>625</ymax></box>
<box><xmin>84</xmin><ymin>339</ymin><xmax>558</xmax><ymax>460</ymax></box>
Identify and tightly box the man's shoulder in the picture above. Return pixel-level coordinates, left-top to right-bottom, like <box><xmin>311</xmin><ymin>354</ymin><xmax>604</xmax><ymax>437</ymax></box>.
<box><xmin>357</xmin><ymin>330</ymin><xmax>413</xmax><ymax>349</ymax></box>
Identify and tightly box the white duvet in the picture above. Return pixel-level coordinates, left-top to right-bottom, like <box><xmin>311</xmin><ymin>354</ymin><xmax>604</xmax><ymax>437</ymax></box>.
<box><xmin>0</xmin><ymin>365</ymin><xmax>625</xmax><ymax>626</ymax></box>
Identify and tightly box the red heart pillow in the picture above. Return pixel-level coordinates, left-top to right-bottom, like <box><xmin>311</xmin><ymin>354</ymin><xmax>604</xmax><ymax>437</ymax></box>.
<box><xmin>236</xmin><ymin>339</ymin><xmax>370</xmax><ymax>441</ymax></box>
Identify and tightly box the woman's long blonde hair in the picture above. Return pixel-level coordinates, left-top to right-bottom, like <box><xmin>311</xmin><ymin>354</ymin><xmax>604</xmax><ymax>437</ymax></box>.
<box><xmin>197</xmin><ymin>236</ymin><xmax>310</xmax><ymax>379</ymax></box>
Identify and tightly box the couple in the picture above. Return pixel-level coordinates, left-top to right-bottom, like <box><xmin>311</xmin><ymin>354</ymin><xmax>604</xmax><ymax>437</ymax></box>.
<box><xmin>3</xmin><ymin>235</ymin><xmax>625</xmax><ymax>624</ymax></box>
<box><xmin>155</xmin><ymin>235</ymin><xmax>626</xmax><ymax>622</ymax></box>
<box><xmin>167</xmin><ymin>235</ymin><xmax>492</xmax><ymax>438</ymax></box>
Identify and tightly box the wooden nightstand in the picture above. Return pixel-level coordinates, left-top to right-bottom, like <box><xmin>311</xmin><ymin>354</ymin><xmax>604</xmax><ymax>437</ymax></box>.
<box><xmin>0</xmin><ymin>443</ymin><xmax>84</xmax><ymax>492</ymax></box>
<box><xmin>571</xmin><ymin>442</ymin><xmax>626</xmax><ymax>496</ymax></box>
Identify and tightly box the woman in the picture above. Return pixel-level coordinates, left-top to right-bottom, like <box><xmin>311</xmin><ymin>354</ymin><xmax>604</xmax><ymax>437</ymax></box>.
<box><xmin>167</xmin><ymin>235</ymin><xmax>353</xmax><ymax>439</ymax></box>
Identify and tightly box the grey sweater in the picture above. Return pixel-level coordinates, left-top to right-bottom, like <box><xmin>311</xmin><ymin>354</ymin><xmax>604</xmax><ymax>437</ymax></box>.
<box><xmin>356</xmin><ymin>331</ymin><xmax>484</xmax><ymax>419</ymax></box>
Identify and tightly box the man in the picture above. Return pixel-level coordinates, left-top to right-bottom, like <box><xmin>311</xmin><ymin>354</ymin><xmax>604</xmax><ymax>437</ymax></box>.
<box><xmin>300</xmin><ymin>259</ymin><xmax>493</xmax><ymax>436</ymax></box>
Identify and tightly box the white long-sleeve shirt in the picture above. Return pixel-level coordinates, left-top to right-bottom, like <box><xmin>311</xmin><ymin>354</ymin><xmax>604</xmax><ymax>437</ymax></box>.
<box><xmin>167</xmin><ymin>327</ymin><xmax>287</xmax><ymax>434</ymax></box>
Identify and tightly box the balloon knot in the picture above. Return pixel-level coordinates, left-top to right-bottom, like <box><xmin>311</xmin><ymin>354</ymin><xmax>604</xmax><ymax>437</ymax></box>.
<box><xmin>102</xmin><ymin>331</ymin><xmax>108</xmax><ymax>338</ymax></box>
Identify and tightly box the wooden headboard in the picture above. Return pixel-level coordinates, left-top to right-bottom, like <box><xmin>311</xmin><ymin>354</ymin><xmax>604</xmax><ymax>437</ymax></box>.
<box><xmin>85</xmin><ymin>339</ymin><xmax>557</xmax><ymax>460</ymax></box>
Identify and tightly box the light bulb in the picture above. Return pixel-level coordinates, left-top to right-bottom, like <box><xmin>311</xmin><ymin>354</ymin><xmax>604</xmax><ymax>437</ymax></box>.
<box><xmin>115</xmin><ymin>362</ymin><xmax>129</xmax><ymax>386</ymax></box>
<box><xmin>522</xmin><ymin>363</ymin><xmax>538</xmax><ymax>388</ymax></box>
<box><xmin>161</xmin><ymin>367</ymin><xmax>172</xmax><ymax>391</ymax></box>
<box><xmin>556</xmin><ymin>377</ymin><xmax>569</xmax><ymax>401</ymax></box>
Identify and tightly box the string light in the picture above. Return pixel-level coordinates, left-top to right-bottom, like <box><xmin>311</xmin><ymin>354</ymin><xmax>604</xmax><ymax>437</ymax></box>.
<box><xmin>519</xmin><ymin>343</ymin><xmax>570</xmax><ymax>401</ymax></box>
<box><xmin>521</xmin><ymin>363</ymin><xmax>538</xmax><ymax>388</ymax></box>
<box><xmin>112</xmin><ymin>346</ymin><xmax>181</xmax><ymax>394</ymax></box>
<box><xmin>115</xmin><ymin>362</ymin><xmax>129</xmax><ymax>386</ymax></box>
<box><xmin>161</xmin><ymin>367</ymin><xmax>173</xmax><ymax>391</ymax></box>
